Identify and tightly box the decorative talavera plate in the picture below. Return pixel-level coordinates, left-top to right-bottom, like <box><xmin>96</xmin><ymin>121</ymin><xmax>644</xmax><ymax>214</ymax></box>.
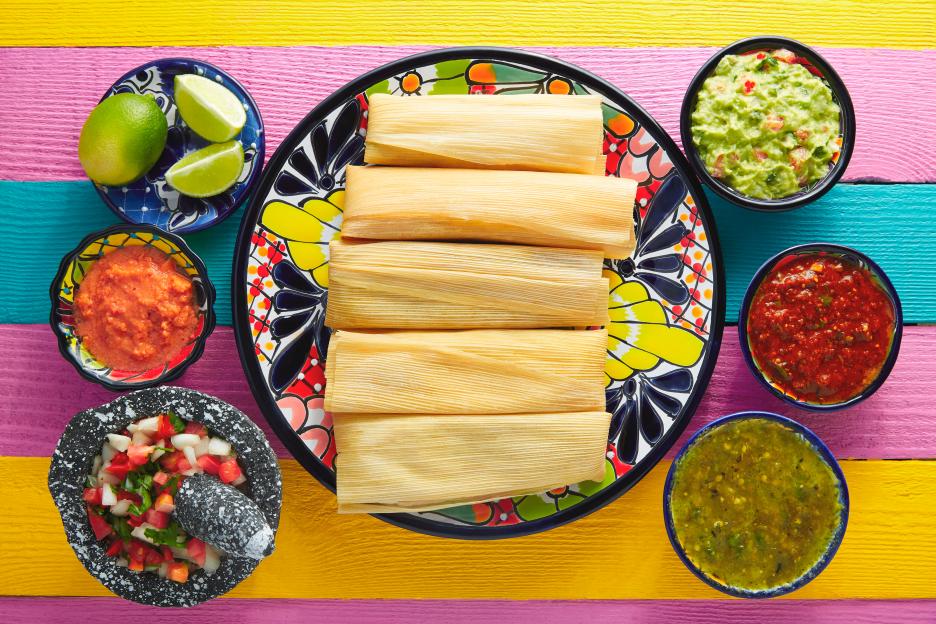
<box><xmin>233</xmin><ymin>47</ymin><xmax>725</xmax><ymax>539</ymax></box>
<box><xmin>93</xmin><ymin>58</ymin><xmax>264</xmax><ymax>233</ymax></box>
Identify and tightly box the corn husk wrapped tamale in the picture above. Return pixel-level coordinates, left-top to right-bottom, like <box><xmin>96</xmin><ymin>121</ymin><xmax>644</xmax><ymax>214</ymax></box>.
<box><xmin>324</xmin><ymin>328</ymin><xmax>607</xmax><ymax>414</ymax></box>
<box><xmin>325</xmin><ymin>240</ymin><xmax>608</xmax><ymax>330</ymax></box>
<box><xmin>363</xmin><ymin>94</ymin><xmax>605</xmax><ymax>174</ymax></box>
<box><xmin>333</xmin><ymin>410</ymin><xmax>611</xmax><ymax>513</ymax></box>
<box><xmin>342</xmin><ymin>166</ymin><xmax>636</xmax><ymax>258</ymax></box>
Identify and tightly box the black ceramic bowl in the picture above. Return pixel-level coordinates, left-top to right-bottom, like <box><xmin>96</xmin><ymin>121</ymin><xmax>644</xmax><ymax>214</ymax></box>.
<box><xmin>663</xmin><ymin>411</ymin><xmax>849</xmax><ymax>598</ymax></box>
<box><xmin>48</xmin><ymin>387</ymin><xmax>282</xmax><ymax>607</ymax></box>
<box><xmin>739</xmin><ymin>243</ymin><xmax>902</xmax><ymax>411</ymax></box>
<box><xmin>680</xmin><ymin>36</ymin><xmax>855</xmax><ymax>211</ymax></box>
<box><xmin>50</xmin><ymin>224</ymin><xmax>216</xmax><ymax>391</ymax></box>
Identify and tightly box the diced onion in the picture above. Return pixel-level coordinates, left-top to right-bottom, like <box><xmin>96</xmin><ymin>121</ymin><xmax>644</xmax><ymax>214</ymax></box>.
<box><xmin>183</xmin><ymin>445</ymin><xmax>197</xmax><ymax>467</ymax></box>
<box><xmin>137</xmin><ymin>416</ymin><xmax>160</xmax><ymax>434</ymax></box>
<box><xmin>101</xmin><ymin>485</ymin><xmax>117</xmax><ymax>506</ymax></box>
<box><xmin>116</xmin><ymin>557</ymin><xmax>128</xmax><ymax>568</ymax></box>
<box><xmin>109</xmin><ymin>499</ymin><xmax>132</xmax><ymax>516</ymax></box>
<box><xmin>131</xmin><ymin>430</ymin><xmax>152</xmax><ymax>446</ymax></box>
<box><xmin>231</xmin><ymin>474</ymin><xmax>247</xmax><ymax>487</ymax></box>
<box><xmin>207</xmin><ymin>437</ymin><xmax>231</xmax><ymax>456</ymax></box>
<box><xmin>202</xmin><ymin>544</ymin><xmax>221</xmax><ymax>575</ymax></box>
<box><xmin>100</xmin><ymin>471</ymin><xmax>119</xmax><ymax>485</ymax></box>
<box><xmin>127</xmin><ymin>423</ymin><xmax>139</xmax><ymax>434</ymax></box>
<box><xmin>106</xmin><ymin>434</ymin><xmax>131</xmax><ymax>452</ymax></box>
<box><xmin>171</xmin><ymin>433</ymin><xmax>200</xmax><ymax>448</ymax></box>
<box><xmin>90</xmin><ymin>455</ymin><xmax>102</xmax><ymax>476</ymax></box>
<box><xmin>101</xmin><ymin>443</ymin><xmax>116</xmax><ymax>463</ymax></box>
<box><xmin>170</xmin><ymin>546</ymin><xmax>190</xmax><ymax>561</ymax></box>
<box><xmin>194</xmin><ymin>436</ymin><xmax>210</xmax><ymax>457</ymax></box>
<box><xmin>131</xmin><ymin>523</ymin><xmax>158</xmax><ymax>544</ymax></box>
<box><xmin>158</xmin><ymin>562</ymin><xmax>169</xmax><ymax>577</ymax></box>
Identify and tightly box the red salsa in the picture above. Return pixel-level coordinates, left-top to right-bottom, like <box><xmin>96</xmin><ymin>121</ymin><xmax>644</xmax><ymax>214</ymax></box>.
<box><xmin>746</xmin><ymin>254</ymin><xmax>895</xmax><ymax>404</ymax></box>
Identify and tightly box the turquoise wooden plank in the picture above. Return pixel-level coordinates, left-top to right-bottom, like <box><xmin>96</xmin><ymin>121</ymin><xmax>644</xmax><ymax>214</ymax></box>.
<box><xmin>1</xmin><ymin>180</ymin><xmax>931</xmax><ymax>325</ymax></box>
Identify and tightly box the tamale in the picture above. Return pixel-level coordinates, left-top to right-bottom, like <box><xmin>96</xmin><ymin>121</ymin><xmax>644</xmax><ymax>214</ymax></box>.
<box><xmin>326</xmin><ymin>240</ymin><xmax>609</xmax><ymax>329</ymax></box>
<box><xmin>324</xmin><ymin>328</ymin><xmax>607</xmax><ymax>414</ymax></box>
<box><xmin>333</xmin><ymin>411</ymin><xmax>612</xmax><ymax>513</ymax></box>
<box><xmin>363</xmin><ymin>94</ymin><xmax>605</xmax><ymax>174</ymax></box>
<box><xmin>342</xmin><ymin>166</ymin><xmax>636</xmax><ymax>258</ymax></box>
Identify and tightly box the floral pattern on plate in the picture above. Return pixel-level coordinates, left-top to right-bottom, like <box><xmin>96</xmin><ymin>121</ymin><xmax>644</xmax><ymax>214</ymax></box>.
<box><xmin>234</xmin><ymin>49</ymin><xmax>724</xmax><ymax>538</ymax></box>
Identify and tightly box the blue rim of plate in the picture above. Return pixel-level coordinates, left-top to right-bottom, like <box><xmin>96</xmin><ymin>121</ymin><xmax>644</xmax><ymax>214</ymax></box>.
<box><xmin>232</xmin><ymin>46</ymin><xmax>726</xmax><ymax>539</ymax></box>
<box><xmin>49</xmin><ymin>223</ymin><xmax>217</xmax><ymax>391</ymax></box>
<box><xmin>91</xmin><ymin>57</ymin><xmax>265</xmax><ymax>234</ymax></box>
<box><xmin>662</xmin><ymin>411</ymin><xmax>849</xmax><ymax>598</ymax></box>
<box><xmin>738</xmin><ymin>242</ymin><xmax>903</xmax><ymax>411</ymax></box>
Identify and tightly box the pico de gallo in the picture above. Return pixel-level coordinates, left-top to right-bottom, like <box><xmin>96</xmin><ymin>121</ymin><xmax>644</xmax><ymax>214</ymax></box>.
<box><xmin>746</xmin><ymin>253</ymin><xmax>895</xmax><ymax>404</ymax></box>
<box><xmin>84</xmin><ymin>412</ymin><xmax>246</xmax><ymax>583</ymax></box>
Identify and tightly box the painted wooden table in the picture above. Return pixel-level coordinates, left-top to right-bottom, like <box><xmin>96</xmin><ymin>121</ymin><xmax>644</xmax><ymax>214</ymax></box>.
<box><xmin>1</xmin><ymin>1</ymin><xmax>935</xmax><ymax>621</ymax></box>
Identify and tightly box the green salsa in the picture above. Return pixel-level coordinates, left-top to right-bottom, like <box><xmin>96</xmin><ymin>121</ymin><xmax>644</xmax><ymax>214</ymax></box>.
<box><xmin>690</xmin><ymin>49</ymin><xmax>841</xmax><ymax>199</ymax></box>
<box><xmin>668</xmin><ymin>418</ymin><xmax>842</xmax><ymax>592</ymax></box>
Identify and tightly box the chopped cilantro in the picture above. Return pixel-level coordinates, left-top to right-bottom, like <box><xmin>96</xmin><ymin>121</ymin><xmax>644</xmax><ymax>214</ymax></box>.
<box><xmin>144</xmin><ymin>521</ymin><xmax>187</xmax><ymax>548</ymax></box>
<box><xmin>111</xmin><ymin>516</ymin><xmax>133</xmax><ymax>541</ymax></box>
<box><xmin>168</xmin><ymin>411</ymin><xmax>186</xmax><ymax>433</ymax></box>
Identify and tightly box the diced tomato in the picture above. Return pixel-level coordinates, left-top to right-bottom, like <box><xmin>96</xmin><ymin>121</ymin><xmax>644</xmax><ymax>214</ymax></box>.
<box><xmin>157</xmin><ymin>414</ymin><xmax>177</xmax><ymax>440</ymax></box>
<box><xmin>110</xmin><ymin>451</ymin><xmax>129</xmax><ymax>465</ymax></box>
<box><xmin>105</xmin><ymin>539</ymin><xmax>123</xmax><ymax>557</ymax></box>
<box><xmin>186</xmin><ymin>537</ymin><xmax>207</xmax><ymax>567</ymax></box>
<box><xmin>196</xmin><ymin>454</ymin><xmax>221</xmax><ymax>475</ymax></box>
<box><xmin>167</xmin><ymin>562</ymin><xmax>189</xmax><ymax>583</ymax></box>
<box><xmin>128</xmin><ymin>539</ymin><xmax>149</xmax><ymax>563</ymax></box>
<box><xmin>116</xmin><ymin>490</ymin><xmax>142</xmax><ymax>504</ymax></box>
<box><xmin>127</xmin><ymin>444</ymin><xmax>154</xmax><ymax>466</ymax></box>
<box><xmin>153</xmin><ymin>471</ymin><xmax>169</xmax><ymax>487</ymax></box>
<box><xmin>127</xmin><ymin>513</ymin><xmax>144</xmax><ymax>528</ymax></box>
<box><xmin>161</xmin><ymin>546</ymin><xmax>174</xmax><ymax>561</ymax></box>
<box><xmin>145</xmin><ymin>546</ymin><xmax>163</xmax><ymax>566</ymax></box>
<box><xmin>83</xmin><ymin>487</ymin><xmax>103</xmax><ymax>505</ymax></box>
<box><xmin>154</xmin><ymin>492</ymin><xmax>175</xmax><ymax>513</ymax></box>
<box><xmin>87</xmin><ymin>507</ymin><xmax>112</xmax><ymax>541</ymax></box>
<box><xmin>105</xmin><ymin>452</ymin><xmax>132</xmax><ymax>479</ymax></box>
<box><xmin>144</xmin><ymin>509</ymin><xmax>170</xmax><ymax>529</ymax></box>
<box><xmin>184</xmin><ymin>422</ymin><xmax>207</xmax><ymax>437</ymax></box>
<box><xmin>177</xmin><ymin>457</ymin><xmax>192</xmax><ymax>473</ymax></box>
<box><xmin>129</xmin><ymin>558</ymin><xmax>145</xmax><ymax>572</ymax></box>
<box><xmin>160</xmin><ymin>451</ymin><xmax>183</xmax><ymax>472</ymax></box>
<box><xmin>218</xmin><ymin>459</ymin><xmax>243</xmax><ymax>485</ymax></box>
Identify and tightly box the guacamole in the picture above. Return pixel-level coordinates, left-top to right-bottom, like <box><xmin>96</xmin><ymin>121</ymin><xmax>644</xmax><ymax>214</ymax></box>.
<box><xmin>668</xmin><ymin>418</ymin><xmax>843</xmax><ymax>592</ymax></box>
<box><xmin>690</xmin><ymin>49</ymin><xmax>841</xmax><ymax>199</ymax></box>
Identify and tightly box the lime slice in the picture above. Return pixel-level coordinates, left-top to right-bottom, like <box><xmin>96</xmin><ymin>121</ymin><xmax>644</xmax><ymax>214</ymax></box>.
<box><xmin>78</xmin><ymin>93</ymin><xmax>168</xmax><ymax>185</ymax></box>
<box><xmin>165</xmin><ymin>141</ymin><xmax>244</xmax><ymax>198</ymax></box>
<box><xmin>174</xmin><ymin>74</ymin><xmax>247</xmax><ymax>142</ymax></box>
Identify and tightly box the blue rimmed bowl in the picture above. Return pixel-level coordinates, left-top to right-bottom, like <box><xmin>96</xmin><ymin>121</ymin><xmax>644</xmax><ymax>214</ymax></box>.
<box><xmin>91</xmin><ymin>58</ymin><xmax>264</xmax><ymax>233</ymax></box>
<box><xmin>663</xmin><ymin>411</ymin><xmax>849</xmax><ymax>598</ymax></box>
<box><xmin>680</xmin><ymin>36</ymin><xmax>855</xmax><ymax>211</ymax></box>
<box><xmin>739</xmin><ymin>243</ymin><xmax>902</xmax><ymax>411</ymax></box>
<box><xmin>50</xmin><ymin>224</ymin><xmax>216</xmax><ymax>391</ymax></box>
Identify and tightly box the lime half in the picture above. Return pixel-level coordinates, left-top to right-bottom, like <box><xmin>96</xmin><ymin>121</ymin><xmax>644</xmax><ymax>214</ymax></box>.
<box><xmin>78</xmin><ymin>93</ymin><xmax>168</xmax><ymax>186</ymax></box>
<box><xmin>174</xmin><ymin>74</ymin><xmax>247</xmax><ymax>142</ymax></box>
<box><xmin>165</xmin><ymin>141</ymin><xmax>244</xmax><ymax>198</ymax></box>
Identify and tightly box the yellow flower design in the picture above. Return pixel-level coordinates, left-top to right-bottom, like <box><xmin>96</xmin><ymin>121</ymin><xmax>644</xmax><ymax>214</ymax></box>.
<box><xmin>605</xmin><ymin>269</ymin><xmax>704</xmax><ymax>386</ymax></box>
<box><xmin>260</xmin><ymin>190</ymin><xmax>344</xmax><ymax>287</ymax></box>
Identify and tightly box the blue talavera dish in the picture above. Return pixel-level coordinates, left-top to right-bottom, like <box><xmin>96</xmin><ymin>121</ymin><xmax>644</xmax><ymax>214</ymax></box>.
<box><xmin>738</xmin><ymin>243</ymin><xmax>902</xmax><ymax>411</ymax></box>
<box><xmin>663</xmin><ymin>411</ymin><xmax>849</xmax><ymax>598</ymax></box>
<box><xmin>92</xmin><ymin>58</ymin><xmax>265</xmax><ymax>234</ymax></box>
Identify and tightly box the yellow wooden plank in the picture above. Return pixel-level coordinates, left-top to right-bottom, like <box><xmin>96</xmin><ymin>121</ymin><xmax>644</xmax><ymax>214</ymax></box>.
<box><xmin>0</xmin><ymin>0</ymin><xmax>933</xmax><ymax>48</ymax></box>
<box><xmin>4</xmin><ymin>456</ymin><xmax>935</xmax><ymax>599</ymax></box>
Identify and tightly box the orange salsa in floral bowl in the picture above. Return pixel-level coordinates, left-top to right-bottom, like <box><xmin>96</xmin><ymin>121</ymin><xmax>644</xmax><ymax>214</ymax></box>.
<box><xmin>739</xmin><ymin>243</ymin><xmax>901</xmax><ymax>410</ymax></box>
<box><xmin>50</xmin><ymin>224</ymin><xmax>216</xmax><ymax>390</ymax></box>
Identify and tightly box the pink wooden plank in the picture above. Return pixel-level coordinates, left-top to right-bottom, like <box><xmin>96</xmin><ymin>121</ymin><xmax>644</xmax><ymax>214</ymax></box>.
<box><xmin>1</xmin><ymin>46</ymin><xmax>934</xmax><ymax>183</ymax></box>
<box><xmin>2</xmin><ymin>597</ymin><xmax>936</xmax><ymax>623</ymax></box>
<box><xmin>2</xmin><ymin>325</ymin><xmax>934</xmax><ymax>459</ymax></box>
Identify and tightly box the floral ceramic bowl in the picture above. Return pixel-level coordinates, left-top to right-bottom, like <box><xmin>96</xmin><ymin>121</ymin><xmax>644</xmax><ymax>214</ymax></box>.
<box><xmin>92</xmin><ymin>58</ymin><xmax>264</xmax><ymax>233</ymax></box>
<box><xmin>663</xmin><ymin>411</ymin><xmax>849</xmax><ymax>598</ymax></box>
<box><xmin>48</xmin><ymin>387</ymin><xmax>282</xmax><ymax>607</ymax></box>
<box><xmin>233</xmin><ymin>47</ymin><xmax>726</xmax><ymax>539</ymax></box>
<box><xmin>50</xmin><ymin>224</ymin><xmax>216</xmax><ymax>391</ymax></box>
<box><xmin>738</xmin><ymin>243</ymin><xmax>902</xmax><ymax>411</ymax></box>
<box><xmin>680</xmin><ymin>36</ymin><xmax>855</xmax><ymax>211</ymax></box>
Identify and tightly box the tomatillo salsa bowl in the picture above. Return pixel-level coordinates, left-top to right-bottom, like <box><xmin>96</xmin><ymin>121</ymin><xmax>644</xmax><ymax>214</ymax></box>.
<box><xmin>48</xmin><ymin>387</ymin><xmax>282</xmax><ymax>607</ymax></box>
<box><xmin>50</xmin><ymin>224</ymin><xmax>216</xmax><ymax>391</ymax></box>
<box><xmin>663</xmin><ymin>412</ymin><xmax>848</xmax><ymax>598</ymax></box>
<box><xmin>739</xmin><ymin>243</ymin><xmax>902</xmax><ymax>411</ymax></box>
<box><xmin>680</xmin><ymin>36</ymin><xmax>855</xmax><ymax>211</ymax></box>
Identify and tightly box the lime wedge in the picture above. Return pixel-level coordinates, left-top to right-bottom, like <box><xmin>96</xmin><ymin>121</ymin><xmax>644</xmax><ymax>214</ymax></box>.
<box><xmin>165</xmin><ymin>141</ymin><xmax>244</xmax><ymax>198</ymax></box>
<box><xmin>174</xmin><ymin>74</ymin><xmax>247</xmax><ymax>142</ymax></box>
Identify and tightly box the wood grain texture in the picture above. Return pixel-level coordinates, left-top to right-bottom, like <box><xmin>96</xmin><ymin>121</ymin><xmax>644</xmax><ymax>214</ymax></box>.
<box><xmin>3</xmin><ymin>325</ymin><xmax>935</xmax><ymax>461</ymax></box>
<box><xmin>4</xmin><ymin>597</ymin><xmax>936</xmax><ymax>623</ymax></box>
<box><xmin>0</xmin><ymin>1</ymin><xmax>934</xmax><ymax>48</ymax></box>
<box><xmin>5</xmin><ymin>456</ymin><xmax>936</xmax><ymax>599</ymax></box>
<box><xmin>2</xmin><ymin>181</ymin><xmax>933</xmax><ymax>325</ymax></box>
<box><xmin>2</xmin><ymin>46</ymin><xmax>934</xmax><ymax>183</ymax></box>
